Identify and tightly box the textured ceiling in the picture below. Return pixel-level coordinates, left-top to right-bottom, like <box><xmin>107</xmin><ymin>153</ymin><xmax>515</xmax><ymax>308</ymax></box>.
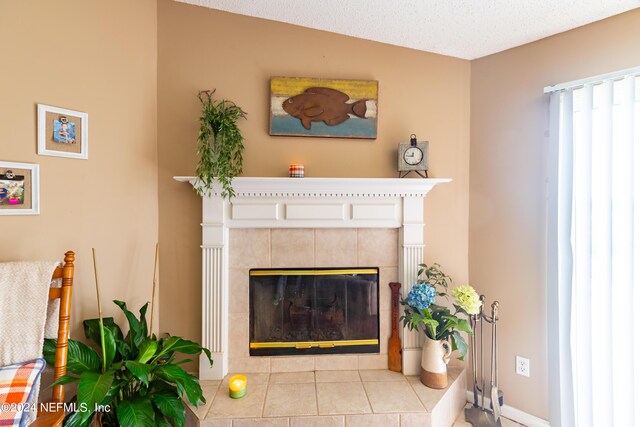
<box><xmin>177</xmin><ymin>0</ymin><xmax>639</xmax><ymax>59</ymax></box>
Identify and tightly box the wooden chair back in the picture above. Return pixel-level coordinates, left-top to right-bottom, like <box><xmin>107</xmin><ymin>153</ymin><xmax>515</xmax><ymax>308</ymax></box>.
<box><xmin>48</xmin><ymin>251</ymin><xmax>75</xmax><ymax>403</ymax></box>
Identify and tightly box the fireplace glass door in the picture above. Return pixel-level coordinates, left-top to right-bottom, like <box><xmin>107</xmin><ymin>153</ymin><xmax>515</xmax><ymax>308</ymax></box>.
<box><xmin>249</xmin><ymin>268</ymin><xmax>380</xmax><ymax>356</ymax></box>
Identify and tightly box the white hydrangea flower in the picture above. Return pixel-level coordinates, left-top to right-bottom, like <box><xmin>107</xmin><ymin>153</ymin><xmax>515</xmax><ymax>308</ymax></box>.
<box><xmin>452</xmin><ymin>285</ymin><xmax>481</xmax><ymax>315</ymax></box>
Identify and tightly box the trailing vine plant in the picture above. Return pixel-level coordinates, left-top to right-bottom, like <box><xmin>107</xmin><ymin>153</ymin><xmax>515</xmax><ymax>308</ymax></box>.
<box><xmin>196</xmin><ymin>89</ymin><xmax>247</xmax><ymax>199</ymax></box>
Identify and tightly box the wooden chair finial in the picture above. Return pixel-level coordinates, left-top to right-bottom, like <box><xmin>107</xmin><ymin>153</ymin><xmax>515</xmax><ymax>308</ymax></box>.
<box><xmin>64</xmin><ymin>251</ymin><xmax>75</xmax><ymax>265</ymax></box>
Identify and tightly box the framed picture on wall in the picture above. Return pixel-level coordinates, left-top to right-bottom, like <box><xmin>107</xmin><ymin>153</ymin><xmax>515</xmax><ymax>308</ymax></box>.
<box><xmin>37</xmin><ymin>104</ymin><xmax>89</xmax><ymax>159</ymax></box>
<box><xmin>0</xmin><ymin>161</ymin><xmax>40</xmax><ymax>215</ymax></box>
<box><xmin>269</xmin><ymin>76</ymin><xmax>378</xmax><ymax>139</ymax></box>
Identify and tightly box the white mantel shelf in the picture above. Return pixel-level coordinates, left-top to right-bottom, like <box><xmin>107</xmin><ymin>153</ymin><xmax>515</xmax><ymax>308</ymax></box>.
<box><xmin>173</xmin><ymin>176</ymin><xmax>451</xmax><ymax>198</ymax></box>
<box><xmin>175</xmin><ymin>176</ymin><xmax>451</xmax><ymax>380</ymax></box>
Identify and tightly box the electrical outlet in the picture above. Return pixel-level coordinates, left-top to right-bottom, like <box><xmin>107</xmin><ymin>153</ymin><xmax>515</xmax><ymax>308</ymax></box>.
<box><xmin>516</xmin><ymin>355</ymin><xmax>530</xmax><ymax>377</ymax></box>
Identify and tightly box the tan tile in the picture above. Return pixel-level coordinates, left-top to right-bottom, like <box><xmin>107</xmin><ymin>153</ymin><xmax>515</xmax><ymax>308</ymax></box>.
<box><xmin>290</xmin><ymin>415</ymin><xmax>345</xmax><ymax>427</ymax></box>
<box><xmin>270</xmin><ymin>356</ymin><xmax>315</xmax><ymax>373</ymax></box>
<box><xmin>345</xmin><ymin>414</ymin><xmax>399</xmax><ymax>427</ymax></box>
<box><xmin>315</xmin><ymin>370</ymin><xmax>361</xmax><ymax>383</ymax></box>
<box><xmin>378</xmin><ymin>268</ymin><xmax>399</xmax><ymax>311</ymax></box>
<box><xmin>229</xmin><ymin>229</ymin><xmax>270</xmax><ymax>268</ymax></box>
<box><xmin>357</xmin><ymin>355</ymin><xmax>388</xmax><ymax>370</ymax></box>
<box><xmin>363</xmin><ymin>381</ymin><xmax>425</xmax><ymax>413</ymax></box>
<box><xmin>229</xmin><ymin>268</ymin><xmax>249</xmax><ymax>314</ymax></box>
<box><xmin>232</xmin><ymin>418</ymin><xmax>289</xmax><ymax>427</ymax></box>
<box><xmin>359</xmin><ymin>370</ymin><xmax>406</xmax><ymax>382</ymax></box>
<box><xmin>429</xmin><ymin>393</ymin><xmax>451</xmax><ymax>426</ymax></box>
<box><xmin>206</xmin><ymin>384</ymin><xmax>267</xmax><ymax>419</ymax></box>
<box><xmin>263</xmin><ymin>383</ymin><xmax>318</xmax><ymax>417</ymax></box>
<box><xmin>407</xmin><ymin>376</ymin><xmax>448</xmax><ymax>412</ymax></box>
<box><xmin>357</xmin><ymin>229</ymin><xmax>398</xmax><ymax>267</ymax></box>
<box><xmin>450</xmin><ymin>374</ymin><xmax>468</xmax><ymax>422</ymax></box>
<box><xmin>190</xmin><ymin>380</ymin><xmax>221</xmax><ymax>419</ymax></box>
<box><xmin>271</xmin><ymin>229</ymin><xmax>315</xmax><ymax>268</ymax></box>
<box><xmin>200</xmin><ymin>380</ymin><xmax>223</xmax><ymax>389</ymax></box>
<box><xmin>228</xmin><ymin>357</ymin><xmax>270</xmax><ymax>374</ymax></box>
<box><xmin>315</xmin><ymin>229</ymin><xmax>357</xmax><ymax>267</ymax></box>
<box><xmin>448</xmin><ymin>357</ymin><xmax>466</xmax><ymax>368</ymax></box>
<box><xmin>270</xmin><ymin>371</ymin><xmax>315</xmax><ymax>384</ymax></box>
<box><xmin>229</xmin><ymin>312</ymin><xmax>250</xmax><ymax>358</ymax></box>
<box><xmin>407</xmin><ymin>366</ymin><xmax>467</xmax><ymax>416</ymax></box>
<box><xmin>315</xmin><ymin>355</ymin><xmax>358</xmax><ymax>371</ymax></box>
<box><xmin>401</xmin><ymin>413</ymin><xmax>432</xmax><ymax>427</ymax></box>
<box><xmin>448</xmin><ymin>365</ymin><xmax>465</xmax><ymax>382</ymax></box>
<box><xmin>222</xmin><ymin>373</ymin><xmax>271</xmax><ymax>387</ymax></box>
<box><xmin>379</xmin><ymin>309</ymin><xmax>391</xmax><ymax>353</ymax></box>
<box><xmin>317</xmin><ymin>382</ymin><xmax>371</xmax><ymax>415</ymax></box>
<box><xmin>200</xmin><ymin>419</ymin><xmax>232</xmax><ymax>427</ymax></box>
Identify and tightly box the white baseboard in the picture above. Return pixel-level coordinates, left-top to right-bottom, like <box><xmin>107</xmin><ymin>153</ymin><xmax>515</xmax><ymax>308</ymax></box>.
<box><xmin>466</xmin><ymin>391</ymin><xmax>550</xmax><ymax>427</ymax></box>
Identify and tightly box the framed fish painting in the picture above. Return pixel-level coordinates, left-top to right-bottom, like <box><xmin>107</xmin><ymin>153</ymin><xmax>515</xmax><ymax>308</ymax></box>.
<box><xmin>270</xmin><ymin>77</ymin><xmax>378</xmax><ymax>139</ymax></box>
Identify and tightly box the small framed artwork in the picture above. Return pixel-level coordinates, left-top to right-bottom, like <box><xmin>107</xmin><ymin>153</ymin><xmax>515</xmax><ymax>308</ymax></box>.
<box><xmin>37</xmin><ymin>104</ymin><xmax>88</xmax><ymax>159</ymax></box>
<box><xmin>0</xmin><ymin>161</ymin><xmax>40</xmax><ymax>215</ymax></box>
<box><xmin>270</xmin><ymin>76</ymin><xmax>378</xmax><ymax>139</ymax></box>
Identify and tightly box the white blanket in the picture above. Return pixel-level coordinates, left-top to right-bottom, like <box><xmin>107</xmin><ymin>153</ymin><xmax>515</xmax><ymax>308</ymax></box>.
<box><xmin>0</xmin><ymin>261</ymin><xmax>59</xmax><ymax>424</ymax></box>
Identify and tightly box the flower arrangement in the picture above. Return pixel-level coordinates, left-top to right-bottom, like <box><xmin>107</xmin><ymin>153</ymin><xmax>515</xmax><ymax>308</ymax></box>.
<box><xmin>400</xmin><ymin>263</ymin><xmax>480</xmax><ymax>360</ymax></box>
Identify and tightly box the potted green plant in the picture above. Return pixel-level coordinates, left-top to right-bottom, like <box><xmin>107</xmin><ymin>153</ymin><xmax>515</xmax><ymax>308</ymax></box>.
<box><xmin>43</xmin><ymin>300</ymin><xmax>212</xmax><ymax>427</ymax></box>
<box><xmin>400</xmin><ymin>263</ymin><xmax>480</xmax><ymax>389</ymax></box>
<box><xmin>196</xmin><ymin>89</ymin><xmax>247</xmax><ymax>200</ymax></box>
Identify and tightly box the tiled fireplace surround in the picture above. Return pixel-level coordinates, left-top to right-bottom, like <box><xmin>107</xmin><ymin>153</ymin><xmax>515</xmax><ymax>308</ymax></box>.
<box><xmin>228</xmin><ymin>227</ymin><xmax>398</xmax><ymax>373</ymax></box>
<box><xmin>176</xmin><ymin>177</ymin><xmax>468</xmax><ymax>426</ymax></box>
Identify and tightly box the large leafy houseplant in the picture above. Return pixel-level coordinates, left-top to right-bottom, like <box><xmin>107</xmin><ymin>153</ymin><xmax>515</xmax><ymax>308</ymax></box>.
<box><xmin>399</xmin><ymin>263</ymin><xmax>480</xmax><ymax>360</ymax></box>
<box><xmin>43</xmin><ymin>300</ymin><xmax>212</xmax><ymax>427</ymax></box>
<box><xmin>196</xmin><ymin>89</ymin><xmax>247</xmax><ymax>200</ymax></box>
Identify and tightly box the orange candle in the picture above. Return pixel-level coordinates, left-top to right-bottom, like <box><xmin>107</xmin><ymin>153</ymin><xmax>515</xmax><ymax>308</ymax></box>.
<box><xmin>229</xmin><ymin>374</ymin><xmax>247</xmax><ymax>399</ymax></box>
<box><xmin>289</xmin><ymin>164</ymin><xmax>304</xmax><ymax>177</ymax></box>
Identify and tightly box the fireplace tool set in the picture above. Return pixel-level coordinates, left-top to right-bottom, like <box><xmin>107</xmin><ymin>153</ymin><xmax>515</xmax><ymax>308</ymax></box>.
<box><xmin>465</xmin><ymin>296</ymin><xmax>504</xmax><ymax>426</ymax></box>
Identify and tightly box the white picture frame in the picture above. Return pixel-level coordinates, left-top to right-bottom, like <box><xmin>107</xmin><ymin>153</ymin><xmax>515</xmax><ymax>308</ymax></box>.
<box><xmin>0</xmin><ymin>161</ymin><xmax>40</xmax><ymax>215</ymax></box>
<box><xmin>37</xmin><ymin>104</ymin><xmax>89</xmax><ymax>160</ymax></box>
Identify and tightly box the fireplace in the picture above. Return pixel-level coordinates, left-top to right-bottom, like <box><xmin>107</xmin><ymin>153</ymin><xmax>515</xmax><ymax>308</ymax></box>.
<box><xmin>249</xmin><ymin>268</ymin><xmax>379</xmax><ymax>356</ymax></box>
<box><xmin>174</xmin><ymin>176</ymin><xmax>450</xmax><ymax>379</ymax></box>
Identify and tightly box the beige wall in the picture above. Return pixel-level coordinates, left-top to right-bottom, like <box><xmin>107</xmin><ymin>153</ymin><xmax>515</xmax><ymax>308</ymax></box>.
<box><xmin>0</xmin><ymin>1</ymin><xmax>158</xmax><ymax>338</ymax></box>
<box><xmin>16</xmin><ymin>1</ymin><xmax>639</xmax><ymax>419</ymax></box>
<box><xmin>470</xmin><ymin>9</ymin><xmax>640</xmax><ymax>420</ymax></box>
<box><xmin>157</xmin><ymin>0</ymin><xmax>470</xmax><ymax>366</ymax></box>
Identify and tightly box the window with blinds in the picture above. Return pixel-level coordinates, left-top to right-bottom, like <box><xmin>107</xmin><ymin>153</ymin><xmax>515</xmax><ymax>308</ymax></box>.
<box><xmin>548</xmin><ymin>71</ymin><xmax>640</xmax><ymax>426</ymax></box>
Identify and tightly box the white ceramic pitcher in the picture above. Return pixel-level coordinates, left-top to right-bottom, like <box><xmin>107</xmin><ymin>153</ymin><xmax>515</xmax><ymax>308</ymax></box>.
<box><xmin>420</xmin><ymin>337</ymin><xmax>452</xmax><ymax>389</ymax></box>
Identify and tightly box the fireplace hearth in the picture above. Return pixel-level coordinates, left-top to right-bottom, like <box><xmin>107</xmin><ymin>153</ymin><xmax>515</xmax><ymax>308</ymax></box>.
<box><xmin>249</xmin><ymin>268</ymin><xmax>379</xmax><ymax>356</ymax></box>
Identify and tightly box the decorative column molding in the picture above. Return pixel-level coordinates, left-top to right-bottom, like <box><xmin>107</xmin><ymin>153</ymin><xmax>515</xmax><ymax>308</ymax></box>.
<box><xmin>398</xmin><ymin>196</ymin><xmax>426</xmax><ymax>375</ymax></box>
<box><xmin>199</xmin><ymin>196</ymin><xmax>229</xmax><ymax>379</ymax></box>
<box><xmin>175</xmin><ymin>177</ymin><xmax>450</xmax><ymax>380</ymax></box>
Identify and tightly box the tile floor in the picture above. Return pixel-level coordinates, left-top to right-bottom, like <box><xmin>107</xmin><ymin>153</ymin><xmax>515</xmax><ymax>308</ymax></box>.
<box><xmin>187</xmin><ymin>367</ymin><xmax>468</xmax><ymax>426</ymax></box>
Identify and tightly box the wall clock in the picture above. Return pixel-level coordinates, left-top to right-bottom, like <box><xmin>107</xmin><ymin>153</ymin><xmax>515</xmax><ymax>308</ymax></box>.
<box><xmin>398</xmin><ymin>134</ymin><xmax>429</xmax><ymax>178</ymax></box>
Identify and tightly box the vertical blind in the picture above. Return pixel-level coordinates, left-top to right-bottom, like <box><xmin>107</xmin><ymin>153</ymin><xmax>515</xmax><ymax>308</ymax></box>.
<box><xmin>548</xmin><ymin>72</ymin><xmax>640</xmax><ymax>426</ymax></box>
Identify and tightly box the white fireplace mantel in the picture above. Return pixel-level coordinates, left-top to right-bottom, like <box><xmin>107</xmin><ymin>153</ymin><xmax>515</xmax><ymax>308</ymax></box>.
<box><xmin>174</xmin><ymin>176</ymin><xmax>449</xmax><ymax>198</ymax></box>
<box><xmin>175</xmin><ymin>176</ymin><xmax>451</xmax><ymax>379</ymax></box>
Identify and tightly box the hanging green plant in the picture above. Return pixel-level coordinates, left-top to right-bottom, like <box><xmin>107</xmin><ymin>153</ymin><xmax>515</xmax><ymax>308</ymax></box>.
<box><xmin>196</xmin><ymin>89</ymin><xmax>247</xmax><ymax>199</ymax></box>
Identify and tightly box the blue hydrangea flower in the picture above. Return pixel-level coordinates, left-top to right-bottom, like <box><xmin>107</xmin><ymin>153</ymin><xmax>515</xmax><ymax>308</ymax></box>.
<box><xmin>407</xmin><ymin>283</ymin><xmax>437</xmax><ymax>310</ymax></box>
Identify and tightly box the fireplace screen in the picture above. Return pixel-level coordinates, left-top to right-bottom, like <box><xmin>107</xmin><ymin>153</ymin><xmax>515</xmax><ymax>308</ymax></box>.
<box><xmin>249</xmin><ymin>268</ymin><xmax>379</xmax><ymax>356</ymax></box>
